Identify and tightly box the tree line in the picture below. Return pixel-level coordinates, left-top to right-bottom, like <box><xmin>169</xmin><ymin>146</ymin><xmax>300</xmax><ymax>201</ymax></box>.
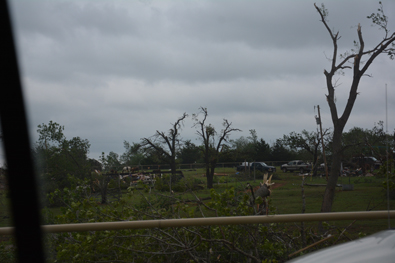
<box><xmin>30</xmin><ymin>115</ymin><xmax>393</xmax><ymax>194</ymax></box>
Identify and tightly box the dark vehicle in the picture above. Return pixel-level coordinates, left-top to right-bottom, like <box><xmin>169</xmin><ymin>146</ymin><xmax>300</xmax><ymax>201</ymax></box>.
<box><xmin>351</xmin><ymin>156</ymin><xmax>381</xmax><ymax>171</ymax></box>
<box><xmin>281</xmin><ymin>160</ymin><xmax>311</xmax><ymax>173</ymax></box>
<box><xmin>236</xmin><ymin>162</ymin><xmax>276</xmax><ymax>173</ymax></box>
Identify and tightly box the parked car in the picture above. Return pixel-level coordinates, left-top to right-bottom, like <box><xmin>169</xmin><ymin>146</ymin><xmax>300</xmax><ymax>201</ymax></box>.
<box><xmin>351</xmin><ymin>156</ymin><xmax>381</xmax><ymax>170</ymax></box>
<box><xmin>236</xmin><ymin>162</ymin><xmax>250</xmax><ymax>171</ymax></box>
<box><xmin>281</xmin><ymin>160</ymin><xmax>311</xmax><ymax>173</ymax></box>
<box><xmin>236</xmin><ymin>162</ymin><xmax>276</xmax><ymax>173</ymax></box>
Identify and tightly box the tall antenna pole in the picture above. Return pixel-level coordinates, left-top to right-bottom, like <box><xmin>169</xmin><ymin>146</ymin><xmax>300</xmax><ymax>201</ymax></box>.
<box><xmin>316</xmin><ymin>105</ymin><xmax>329</xmax><ymax>180</ymax></box>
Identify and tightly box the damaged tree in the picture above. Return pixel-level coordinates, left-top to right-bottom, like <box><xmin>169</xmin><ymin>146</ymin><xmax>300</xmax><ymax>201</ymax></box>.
<box><xmin>193</xmin><ymin>107</ymin><xmax>240</xmax><ymax>189</ymax></box>
<box><xmin>141</xmin><ymin>113</ymin><xmax>188</xmax><ymax>180</ymax></box>
<box><xmin>315</xmin><ymin>2</ymin><xmax>395</xmax><ymax>212</ymax></box>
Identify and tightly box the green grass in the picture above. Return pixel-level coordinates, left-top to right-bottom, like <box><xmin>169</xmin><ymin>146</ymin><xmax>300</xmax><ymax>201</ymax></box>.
<box><xmin>121</xmin><ymin>167</ymin><xmax>395</xmax><ymax>234</ymax></box>
<box><xmin>270</xmin><ymin>170</ymin><xmax>395</xmax><ymax>236</ymax></box>
<box><xmin>1</xmin><ymin>167</ymin><xmax>394</xmax><ymax>236</ymax></box>
<box><xmin>181</xmin><ymin>167</ymin><xmax>395</xmax><ymax>234</ymax></box>
<box><xmin>0</xmin><ymin>193</ymin><xmax>12</xmax><ymax>228</ymax></box>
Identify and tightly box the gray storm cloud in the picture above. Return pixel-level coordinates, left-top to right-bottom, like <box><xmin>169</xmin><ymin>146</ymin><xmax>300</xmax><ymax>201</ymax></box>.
<box><xmin>3</xmin><ymin>0</ymin><xmax>394</xmax><ymax>161</ymax></box>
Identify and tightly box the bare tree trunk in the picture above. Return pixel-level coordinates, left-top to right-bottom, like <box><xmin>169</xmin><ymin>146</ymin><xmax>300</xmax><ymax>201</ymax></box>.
<box><xmin>101</xmin><ymin>178</ymin><xmax>108</xmax><ymax>204</ymax></box>
<box><xmin>209</xmin><ymin>160</ymin><xmax>216</xmax><ymax>188</ymax></box>
<box><xmin>205</xmin><ymin>153</ymin><xmax>213</xmax><ymax>189</ymax></box>
<box><xmin>301</xmin><ymin>176</ymin><xmax>306</xmax><ymax>247</ymax></box>
<box><xmin>193</xmin><ymin>107</ymin><xmax>240</xmax><ymax>189</ymax></box>
<box><xmin>312</xmin><ymin>145</ymin><xmax>319</xmax><ymax>177</ymax></box>
<box><xmin>206</xmin><ymin>163</ymin><xmax>214</xmax><ymax>189</ymax></box>
<box><xmin>207</xmin><ymin>173</ymin><xmax>213</xmax><ymax>189</ymax></box>
<box><xmin>100</xmin><ymin>175</ymin><xmax>111</xmax><ymax>204</ymax></box>
<box><xmin>321</xmin><ymin>129</ymin><xmax>343</xmax><ymax>212</ymax></box>
<box><xmin>314</xmin><ymin>2</ymin><xmax>395</xmax><ymax>212</ymax></box>
<box><xmin>170</xmin><ymin>161</ymin><xmax>177</xmax><ymax>187</ymax></box>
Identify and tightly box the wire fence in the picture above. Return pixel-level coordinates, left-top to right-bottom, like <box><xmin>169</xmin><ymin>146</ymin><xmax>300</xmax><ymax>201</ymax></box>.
<box><xmin>115</xmin><ymin>161</ymin><xmax>294</xmax><ymax>172</ymax></box>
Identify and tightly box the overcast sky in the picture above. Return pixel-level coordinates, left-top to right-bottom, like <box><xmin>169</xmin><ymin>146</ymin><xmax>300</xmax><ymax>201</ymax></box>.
<box><xmin>2</xmin><ymin>0</ymin><xmax>394</xmax><ymax>165</ymax></box>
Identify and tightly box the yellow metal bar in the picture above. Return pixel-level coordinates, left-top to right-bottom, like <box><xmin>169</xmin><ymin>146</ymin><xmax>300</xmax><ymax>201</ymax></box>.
<box><xmin>0</xmin><ymin>210</ymin><xmax>393</xmax><ymax>235</ymax></box>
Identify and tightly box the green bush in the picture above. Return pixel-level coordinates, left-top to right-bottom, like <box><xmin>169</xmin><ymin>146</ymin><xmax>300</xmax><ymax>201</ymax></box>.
<box><xmin>377</xmin><ymin>159</ymin><xmax>394</xmax><ymax>178</ymax></box>
<box><xmin>219</xmin><ymin>176</ymin><xmax>228</xmax><ymax>183</ymax></box>
<box><xmin>120</xmin><ymin>176</ymin><xmax>131</xmax><ymax>189</ymax></box>
<box><xmin>154</xmin><ymin>175</ymin><xmax>170</xmax><ymax>192</ymax></box>
<box><xmin>182</xmin><ymin>177</ymin><xmax>204</xmax><ymax>191</ymax></box>
<box><xmin>45</xmin><ymin>186</ymin><xmax>295</xmax><ymax>262</ymax></box>
<box><xmin>154</xmin><ymin>174</ymin><xmax>189</xmax><ymax>192</ymax></box>
<box><xmin>173</xmin><ymin>181</ymin><xmax>187</xmax><ymax>192</ymax></box>
<box><xmin>0</xmin><ymin>240</ymin><xmax>15</xmax><ymax>262</ymax></box>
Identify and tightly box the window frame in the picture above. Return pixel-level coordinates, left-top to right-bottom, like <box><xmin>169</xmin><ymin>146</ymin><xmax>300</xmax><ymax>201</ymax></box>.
<box><xmin>1</xmin><ymin>1</ymin><xmax>46</xmax><ymax>262</ymax></box>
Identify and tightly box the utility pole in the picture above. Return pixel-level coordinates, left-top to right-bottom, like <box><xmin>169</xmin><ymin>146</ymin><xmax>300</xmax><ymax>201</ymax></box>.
<box><xmin>316</xmin><ymin>105</ymin><xmax>329</xmax><ymax>180</ymax></box>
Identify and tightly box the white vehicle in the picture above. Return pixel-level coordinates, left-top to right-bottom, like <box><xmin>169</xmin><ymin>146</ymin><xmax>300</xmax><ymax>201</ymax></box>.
<box><xmin>281</xmin><ymin>160</ymin><xmax>311</xmax><ymax>173</ymax></box>
<box><xmin>287</xmin><ymin>230</ymin><xmax>395</xmax><ymax>263</ymax></box>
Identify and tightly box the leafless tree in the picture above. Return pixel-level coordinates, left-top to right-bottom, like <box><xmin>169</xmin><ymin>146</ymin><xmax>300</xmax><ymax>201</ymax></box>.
<box><xmin>193</xmin><ymin>107</ymin><xmax>240</xmax><ymax>189</ymax></box>
<box><xmin>314</xmin><ymin>2</ymin><xmax>395</xmax><ymax>212</ymax></box>
<box><xmin>141</xmin><ymin>113</ymin><xmax>188</xmax><ymax>177</ymax></box>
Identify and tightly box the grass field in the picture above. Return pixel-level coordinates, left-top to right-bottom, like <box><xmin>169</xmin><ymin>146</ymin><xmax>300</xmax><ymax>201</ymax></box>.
<box><xmin>1</xmin><ymin>167</ymin><xmax>394</xmax><ymax>237</ymax></box>
<box><xmin>181</xmin><ymin>167</ymin><xmax>395</xmax><ymax>232</ymax></box>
